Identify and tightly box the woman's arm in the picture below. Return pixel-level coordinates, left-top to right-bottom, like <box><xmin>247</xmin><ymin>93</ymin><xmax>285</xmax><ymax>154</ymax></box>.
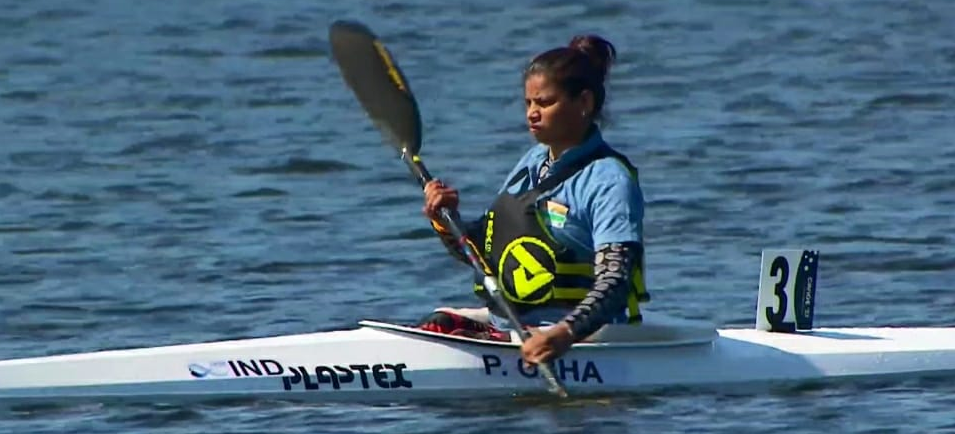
<box><xmin>428</xmin><ymin>213</ymin><xmax>471</xmax><ymax>265</ymax></box>
<box><xmin>561</xmin><ymin>241</ymin><xmax>643</xmax><ymax>338</ymax></box>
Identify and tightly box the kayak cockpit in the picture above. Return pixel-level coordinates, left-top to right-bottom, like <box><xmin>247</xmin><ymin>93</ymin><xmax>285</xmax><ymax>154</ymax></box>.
<box><xmin>358</xmin><ymin>311</ymin><xmax>717</xmax><ymax>349</ymax></box>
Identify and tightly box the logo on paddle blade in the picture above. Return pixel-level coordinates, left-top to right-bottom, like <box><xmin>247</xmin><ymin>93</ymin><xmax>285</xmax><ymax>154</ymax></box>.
<box><xmin>373</xmin><ymin>41</ymin><xmax>408</xmax><ymax>93</ymax></box>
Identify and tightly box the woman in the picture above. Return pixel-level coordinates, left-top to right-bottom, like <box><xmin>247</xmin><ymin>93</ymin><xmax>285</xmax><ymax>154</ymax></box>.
<box><xmin>418</xmin><ymin>34</ymin><xmax>649</xmax><ymax>366</ymax></box>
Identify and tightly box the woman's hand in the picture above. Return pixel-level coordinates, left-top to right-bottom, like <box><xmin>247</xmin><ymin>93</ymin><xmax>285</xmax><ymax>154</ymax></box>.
<box><xmin>422</xmin><ymin>179</ymin><xmax>459</xmax><ymax>220</ymax></box>
<box><xmin>520</xmin><ymin>322</ymin><xmax>576</xmax><ymax>366</ymax></box>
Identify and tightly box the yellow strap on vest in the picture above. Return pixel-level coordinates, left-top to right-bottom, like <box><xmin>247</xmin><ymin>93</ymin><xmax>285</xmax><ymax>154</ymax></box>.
<box><xmin>555</xmin><ymin>262</ymin><xmax>593</xmax><ymax>277</ymax></box>
<box><xmin>553</xmin><ymin>287</ymin><xmax>589</xmax><ymax>300</ymax></box>
<box><xmin>627</xmin><ymin>263</ymin><xmax>647</xmax><ymax>323</ymax></box>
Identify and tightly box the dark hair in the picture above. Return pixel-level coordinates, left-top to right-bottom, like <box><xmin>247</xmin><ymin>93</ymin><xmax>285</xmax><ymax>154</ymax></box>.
<box><xmin>524</xmin><ymin>35</ymin><xmax>617</xmax><ymax>123</ymax></box>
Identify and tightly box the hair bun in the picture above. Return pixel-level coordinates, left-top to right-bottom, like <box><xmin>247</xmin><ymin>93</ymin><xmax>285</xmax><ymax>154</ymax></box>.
<box><xmin>568</xmin><ymin>34</ymin><xmax>617</xmax><ymax>82</ymax></box>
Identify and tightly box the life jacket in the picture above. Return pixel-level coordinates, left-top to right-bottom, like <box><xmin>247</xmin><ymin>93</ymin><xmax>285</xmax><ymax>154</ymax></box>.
<box><xmin>467</xmin><ymin>145</ymin><xmax>650</xmax><ymax>323</ymax></box>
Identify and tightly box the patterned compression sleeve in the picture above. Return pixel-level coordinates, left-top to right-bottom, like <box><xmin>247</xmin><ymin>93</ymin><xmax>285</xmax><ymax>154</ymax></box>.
<box><xmin>561</xmin><ymin>241</ymin><xmax>643</xmax><ymax>339</ymax></box>
<box><xmin>429</xmin><ymin>214</ymin><xmax>470</xmax><ymax>264</ymax></box>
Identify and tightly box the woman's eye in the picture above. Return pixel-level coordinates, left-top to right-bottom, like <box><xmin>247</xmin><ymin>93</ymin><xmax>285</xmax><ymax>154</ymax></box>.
<box><xmin>526</xmin><ymin>98</ymin><xmax>555</xmax><ymax>108</ymax></box>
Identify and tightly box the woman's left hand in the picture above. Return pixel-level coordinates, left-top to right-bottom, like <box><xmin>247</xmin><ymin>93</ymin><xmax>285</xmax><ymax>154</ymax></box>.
<box><xmin>520</xmin><ymin>322</ymin><xmax>576</xmax><ymax>365</ymax></box>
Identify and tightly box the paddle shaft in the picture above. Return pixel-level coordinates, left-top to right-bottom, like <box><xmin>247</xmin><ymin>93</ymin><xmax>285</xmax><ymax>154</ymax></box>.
<box><xmin>398</xmin><ymin>148</ymin><xmax>569</xmax><ymax>398</ymax></box>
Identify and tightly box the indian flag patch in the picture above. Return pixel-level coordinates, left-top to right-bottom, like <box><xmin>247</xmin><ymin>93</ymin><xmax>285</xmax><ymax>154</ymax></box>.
<box><xmin>545</xmin><ymin>201</ymin><xmax>569</xmax><ymax>229</ymax></box>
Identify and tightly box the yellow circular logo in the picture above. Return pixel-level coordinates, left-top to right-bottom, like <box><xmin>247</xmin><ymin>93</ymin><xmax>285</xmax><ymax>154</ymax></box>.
<box><xmin>498</xmin><ymin>237</ymin><xmax>557</xmax><ymax>304</ymax></box>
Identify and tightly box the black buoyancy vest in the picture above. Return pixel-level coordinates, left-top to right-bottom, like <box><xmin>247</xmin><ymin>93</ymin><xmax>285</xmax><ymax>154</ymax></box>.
<box><xmin>467</xmin><ymin>145</ymin><xmax>650</xmax><ymax>320</ymax></box>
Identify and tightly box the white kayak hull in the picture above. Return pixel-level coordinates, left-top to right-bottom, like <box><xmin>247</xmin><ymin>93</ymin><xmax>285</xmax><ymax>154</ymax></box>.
<box><xmin>3</xmin><ymin>317</ymin><xmax>955</xmax><ymax>405</ymax></box>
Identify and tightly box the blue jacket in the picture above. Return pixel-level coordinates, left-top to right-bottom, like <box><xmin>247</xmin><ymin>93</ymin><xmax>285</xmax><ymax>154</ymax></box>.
<box><xmin>497</xmin><ymin>127</ymin><xmax>644</xmax><ymax>261</ymax></box>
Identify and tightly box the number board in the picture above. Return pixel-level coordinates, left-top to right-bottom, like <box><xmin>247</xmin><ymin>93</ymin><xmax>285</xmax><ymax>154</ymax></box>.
<box><xmin>756</xmin><ymin>249</ymin><xmax>820</xmax><ymax>332</ymax></box>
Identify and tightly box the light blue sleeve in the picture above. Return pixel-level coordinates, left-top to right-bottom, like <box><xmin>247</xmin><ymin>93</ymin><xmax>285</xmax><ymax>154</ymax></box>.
<box><xmin>587</xmin><ymin>173</ymin><xmax>644</xmax><ymax>248</ymax></box>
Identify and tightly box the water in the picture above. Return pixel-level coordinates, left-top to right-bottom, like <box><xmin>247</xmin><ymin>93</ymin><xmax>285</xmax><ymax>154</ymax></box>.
<box><xmin>1</xmin><ymin>0</ymin><xmax>953</xmax><ymax>432</ymax></box>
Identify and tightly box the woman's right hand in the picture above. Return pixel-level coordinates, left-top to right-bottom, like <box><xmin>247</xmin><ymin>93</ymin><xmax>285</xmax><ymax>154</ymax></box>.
<box><xmin>422</xmin><ymin>179</ymin><xmax>459</xmax><ymax>220</ymax></box>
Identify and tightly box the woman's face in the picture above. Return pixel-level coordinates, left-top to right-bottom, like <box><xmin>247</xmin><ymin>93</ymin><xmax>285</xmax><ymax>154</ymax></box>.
<box><xmin>524</xmin><ymin>73</ymin><xmax>593</xmax><ymax>148</ymax></box>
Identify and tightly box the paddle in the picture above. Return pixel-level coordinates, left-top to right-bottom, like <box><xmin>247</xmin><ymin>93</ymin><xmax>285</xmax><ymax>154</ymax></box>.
<box><xmin>328</xmin><ymin>19</ymin><xmax>569</xmax><ymax>399</ymax></box>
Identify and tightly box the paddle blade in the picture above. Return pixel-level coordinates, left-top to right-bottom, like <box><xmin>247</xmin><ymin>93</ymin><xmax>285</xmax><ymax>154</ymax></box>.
<box><xmin>329</xmin><ymin>20</ymin><xmax>422</xmax><ymax>155</ymax></box>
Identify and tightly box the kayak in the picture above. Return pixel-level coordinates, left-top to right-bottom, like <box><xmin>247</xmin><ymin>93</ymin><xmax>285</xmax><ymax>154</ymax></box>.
<box><xmin>2</xmin><ymin>249</ymin><xmax>954</xmax><ymax>405</ymax></box>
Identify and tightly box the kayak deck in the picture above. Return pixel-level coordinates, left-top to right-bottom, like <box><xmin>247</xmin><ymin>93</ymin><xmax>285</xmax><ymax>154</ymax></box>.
<box><xmin>722</xmin><ymin>326</ymin><xmax>955</xmax><ymax>354</ymax></box>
